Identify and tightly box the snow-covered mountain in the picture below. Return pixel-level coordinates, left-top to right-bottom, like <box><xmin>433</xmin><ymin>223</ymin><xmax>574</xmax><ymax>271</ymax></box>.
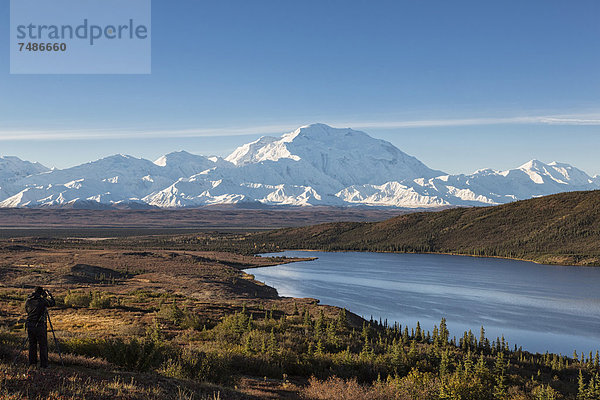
<box><xmin>0</xmin><ymin>156</ymin><xmax>49</xmax><ymax>179</ymax></box>
<box><xmin>340</xmin><ymin>159</ymin><xmax>600</xmax><ymax>208</ymax></box>
<box><xmin>225</xmin><ymin>124</ymin><xmax>443</xmax><ymax>184</ymax></box>
<box><xmin>145</xmin><ymin>124</ymin><xmax>442</xmax><ymax>208</ymax></box>
<box><xmin>0</xmin><ymin>153</ymin><xmax>219</xmax><ymax>208</ymax></box>
<box><xmin>0</xmin><ymin>156</ymin><xmax>50</xmax><ymax>202</ymax></box>
<box><xmin>1</xmin><ymin>124</ymin><xmax>598</xmax><ymax>209</ymax></box>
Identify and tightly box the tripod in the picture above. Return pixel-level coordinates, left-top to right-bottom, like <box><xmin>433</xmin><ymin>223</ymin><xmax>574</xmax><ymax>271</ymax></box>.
<box><xmin>46</xmin><ymin>310</ymin><xmax>64</xmax><ymax>366</ymax></box>
<box><xmin>12</xmin><ymin>310</ymin><xmax>64</xmax><ymax>367</ymax></box>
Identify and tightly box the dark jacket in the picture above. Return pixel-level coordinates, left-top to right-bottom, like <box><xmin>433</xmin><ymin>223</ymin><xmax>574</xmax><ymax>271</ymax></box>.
<box><xmin>25</xmin><ymin>293</ymin><xmax>55</xmax><ymax>326</ymax></box>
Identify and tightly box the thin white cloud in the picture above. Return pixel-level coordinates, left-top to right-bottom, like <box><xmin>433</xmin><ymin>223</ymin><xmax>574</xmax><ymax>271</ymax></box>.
<box><xmin>0</xmin><ymin>124</ymin><xmax>296</xmax><ymax>141</ymax></box>
<box><xmin>342</xmin><ymin>115</ymin><xmax>600</xmax><ymax>129</ymax></box>
<box><xmin>536</xmin><ymin>117</ymin><xmax>600</xmax><ymax>125</ymax></box>
<box><xmin>1</xmin><ymin>113</ymin><xmax>599</xmax><ymax>141</ymax></box>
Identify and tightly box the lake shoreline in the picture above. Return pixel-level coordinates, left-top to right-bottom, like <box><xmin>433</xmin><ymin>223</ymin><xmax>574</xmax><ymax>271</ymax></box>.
<box><xmin>262</xmin><ymin>248</ymin><xmax>598</xmax><ymax>268</ymax></box>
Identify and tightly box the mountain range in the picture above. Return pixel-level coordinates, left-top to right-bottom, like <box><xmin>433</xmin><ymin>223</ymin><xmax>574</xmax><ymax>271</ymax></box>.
<box><xmin>1</xmin><ymin>123</ymin><xmax>598</xmax><ymax>209</ymax></box>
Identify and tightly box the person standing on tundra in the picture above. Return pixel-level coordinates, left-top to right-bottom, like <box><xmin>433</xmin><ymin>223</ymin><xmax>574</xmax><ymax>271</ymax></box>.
<box><xmin>24</xmin><ymin>286</ymin><xmax>55</xmax><ymax>368</ymax></box>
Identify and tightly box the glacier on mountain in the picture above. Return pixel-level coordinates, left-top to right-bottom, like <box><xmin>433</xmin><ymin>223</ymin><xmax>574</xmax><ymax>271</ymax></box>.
<box><xmin>0</xmin><ymin>124</ymin><xmax>598</xmax><ymax>209</ymax></box>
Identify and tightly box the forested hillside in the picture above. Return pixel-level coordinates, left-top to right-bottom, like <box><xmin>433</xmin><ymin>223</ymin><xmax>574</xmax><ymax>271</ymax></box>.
<box><xmin>252</xmin><ymin>190</ymin><xmax>600</xmax><ymax>266</ymax></box>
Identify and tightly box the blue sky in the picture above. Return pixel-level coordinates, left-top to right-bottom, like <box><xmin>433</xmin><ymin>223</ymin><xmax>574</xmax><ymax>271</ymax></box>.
<box><xmin>1</xmin><ymin>0</ymin><xmax>599</xmax><ymax>175</ymax></box>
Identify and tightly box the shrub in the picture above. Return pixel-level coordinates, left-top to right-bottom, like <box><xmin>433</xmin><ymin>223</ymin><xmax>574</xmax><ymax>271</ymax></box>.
<box><xmin>160</xmin><ymin>348</ymin><xmax>233</xmax><ymax>384</ymax></box>
<box><xmin>303</xmin><ymin>376</ymin><xmax>373</xmax><ymax>400</ymax></box>
<box><xmin>63</xmin><ymin>291</ymin><xmax>91</xmax><ymax>308</ymax></box>
<box><xmin>180</xmin><ymin>311</ymin><xmax>204</xmax><ymax>330</ymax></box>
<box><xmin>62</xmin><ymin>337</ymin><xmax>173</xmax><ymax>372</ymax></box>
<box><xmin>90</xmin><ymin>291</ymin><xmax>112</xmax><ymax>309</ymax></box>
<box><xmin>212</xmin><ymin>312</ymin><xmax>250</xmax><ymax>343</ymax></box>
<box><xmin>159</xmin><ymin>300</ymin><xmax>184</xmax><ymax>324</ymax></box>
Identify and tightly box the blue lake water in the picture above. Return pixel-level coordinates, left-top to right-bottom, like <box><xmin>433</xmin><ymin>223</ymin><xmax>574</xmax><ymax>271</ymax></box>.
<box><xmin>247</xmin><ymin>251</ymin><xmax>600</xmax><ymax>355</ymax></box>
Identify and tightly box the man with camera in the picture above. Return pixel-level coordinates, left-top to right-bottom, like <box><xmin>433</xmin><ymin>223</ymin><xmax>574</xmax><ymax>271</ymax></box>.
<box><xmin>24</xmin><ymin>286</ymin><xmax>55</xmax><ymax>368</ymax></box>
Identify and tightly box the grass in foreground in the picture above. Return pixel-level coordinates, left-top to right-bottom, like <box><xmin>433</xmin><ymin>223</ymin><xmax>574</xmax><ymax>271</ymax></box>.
<box><xmin>2</xmin><ymin>289</ymin><xmax>600</xmax><ymax>399</ymax></box>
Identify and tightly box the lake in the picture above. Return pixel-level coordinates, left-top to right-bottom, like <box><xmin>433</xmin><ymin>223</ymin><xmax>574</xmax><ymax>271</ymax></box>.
<box><xmin>247</xmin><ymin>251</ymin><xmax>600</xmax><ymax>355</ymax></box>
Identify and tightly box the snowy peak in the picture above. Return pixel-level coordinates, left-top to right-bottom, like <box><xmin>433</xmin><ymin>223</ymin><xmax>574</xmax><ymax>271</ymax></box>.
<box><xmin>518</xmin><ymin>159</ymin><xmax>547</xmax><ymax>170</ymax></box>
<box><xmin>226</xmin><ymin>124</ymin><xmax>379</xmax><ymax>166</ymax></box>
<box><xmin>54</xmin><ymin>154</ymin><xmax>160</xmax><ymax>180</ymax></box>
<box><xmin>225</xmin><ymin>136</ymin><xmax>281</xmax><ymax>166</ymax></box>
<box><xmin>511</xmin><ymin>159</ymin><xmax>592</xmax><ymax>186</ymax></box>
<box><xmin>225</xmin><ymin>123</ymin><xmax>445</xmax><ymax>185</ymax></box>
<box><xmin>0</xmin><ymin>156</ymin><xmax>49</xmax><ymax>180</ymax></box>
<box><xmin>95</xmin><ymin>154</ymin><xmax>138</xmax><ymax>163</ymax></box>
<box><xmin>154</xmin><ymin>150</ymin><xmax>206</xmax><ymax>167</ymax></box>
<box><xmin>282</xmin><ymin>123</ymin><xmax>368</xmax><ymax>142</ymax></box>
<box><xmin>154</xmin><ymin>151</ymin><xmax>222</xmax><ymax>178</ymax></box>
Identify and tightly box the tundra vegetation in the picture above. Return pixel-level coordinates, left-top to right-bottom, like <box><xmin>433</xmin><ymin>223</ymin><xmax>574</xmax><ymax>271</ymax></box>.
<box><xmin>1</xmin><ymin>191</ymin><xmax>600</xmax><ymax>398</ymax></box>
